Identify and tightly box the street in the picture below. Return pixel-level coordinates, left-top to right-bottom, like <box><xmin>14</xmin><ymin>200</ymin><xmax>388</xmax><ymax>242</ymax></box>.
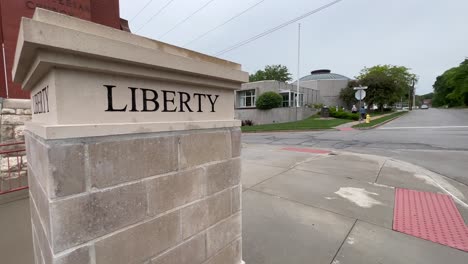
<box><xmin>243</xmin><ymin>108</ymin><xmax>468</xmax><ymax>185</ymax></box>
<box><xmin>241</xmin><ymin>108</ymin><xmax>468</xmax><ymax>264</ymax></box>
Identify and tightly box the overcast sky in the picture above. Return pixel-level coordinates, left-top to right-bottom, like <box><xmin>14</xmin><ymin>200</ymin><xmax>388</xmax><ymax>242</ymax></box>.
<box><xmin>119</xmin><ymin>0</ymin><xmax>468</xmax><ymax>95</ymax></box>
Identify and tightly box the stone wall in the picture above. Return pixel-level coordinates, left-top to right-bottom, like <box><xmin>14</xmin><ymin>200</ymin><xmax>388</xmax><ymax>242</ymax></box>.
<box><xmin>235</xmin><ymin>107</ymin><xmax>316</xmax><ymax>125</ymax></box>
<box><xmin>0</xmin><ymin>98</ymin><xmax>31</xmax><ymax>142</ymax></box>
<box><xmin>26</xmin><ymin>127</ymin><xmax>242</xmax><ymax>264</ymax></box>
<box><xmin>0</xmin><ymin>98</ymin><xmax>31</xmax><ymax>194</ymax></box>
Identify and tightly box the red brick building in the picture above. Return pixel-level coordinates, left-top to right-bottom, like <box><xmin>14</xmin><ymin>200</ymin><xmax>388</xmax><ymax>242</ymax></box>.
<box><xmin>0</xmin><ymin>0</ymin><xmax>128</xmax><ymax>99</ymax></box>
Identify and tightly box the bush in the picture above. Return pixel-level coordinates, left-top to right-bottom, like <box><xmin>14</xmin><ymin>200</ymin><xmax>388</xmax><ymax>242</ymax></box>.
<box><xmin>329</xmin><ymin>107</ymin><xmax>359</xmax><ymax>121</ymax></box>
<box><xmin>255</xmin><ymin>92</ymin><xmax>283</xmax><ymax>110</ymax></box>
<box><xmin>312</xmin><ymin>103</ymin><xmax>324</xmax><ymax>109</ymax></box>
<box><xmin>241</xmin><ymin>120</ymin><xmax>254</xmax><ymax>126</ymax></box>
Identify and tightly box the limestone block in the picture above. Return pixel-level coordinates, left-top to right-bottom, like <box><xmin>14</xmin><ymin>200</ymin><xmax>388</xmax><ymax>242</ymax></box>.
<box><xmin>95</xmin><ymin>211</ymin><xmax>181</xmax><ymax>264</ymax></box>
<box><xmin>48</xmin><ymin>142</ymin><xmax>86</xmax><ymax>197</ymax></box>
<box><xmin>181</xmin><ymin>189</ymin><xmax>231</xmax><ymax>239</ymax></box>
<box><xmin>24</xmin><ymin>109</ymin><xmax>32</xmax><ymax>115</ymax></box>
<box><xmin>231</xmin><ymin>185</ymin><xmax>241</xmax><ymax>213</ymax></box>
<box><xmin>16</xmin><ymin>109</ymin><xmax>25</xmax><ymax>115</ymax></box>
<box><xmin>147</xmin><ymin>167</ymin><xmax>205</xmax><ymax>216</ymax></box>
<box><xmin>205</xmin><ymin>158</ymin><xmax>241</xmax><ymax>195</ymax></box>
<box><xmin>1</xmin><ymin>108</ymin><xmax>16</xmax><ymax>114</ymax></box>
<box><xmin>2</xmin><ymin>114</ymin><xmax>31</xmax><ymax>125</ymax></box>
<box><xmin>31</xmin><ymin>227</ymin><xmax>43</xmax><ymax>264</ymax></box>
<box><xmin>203</xmin><ymin>239</ymin><xmax>241</xmax><ymax>264</ymax></box>
<box><xmin>25</xmin><ymin>134</ymin><xmax>50</xmax><ymax>195</ymax></box>
<box><xmin>231</xmin><ymin>128</ymin><xmax>242</xmax><ymax>157</ymax></box>
<box><xmin>179</xmin><ymin>131</ymin><xmax>231</xmax><ymax>168</ymax></box>
<box><xmin>151</xmin><ymin>233</ymin><xmax>207</xmax><ymax>264</ymax></box>
<box><xmin>88</xmin><ymin>135</ymin><xmax>178</xmax><ymax>188</ymax></box>
<box><xmin>1</xmin><ymin>125</ymin><xmax>14</xmax><ymax>140</ymax></box>
<box><xmin>28</xmin><ymin>168</ymin><xmax>51</xmax><ymax>237</ymax></box>
<box><xmin>207</xmin><ymin>213</ymin><xmax>241</xmax><ymax>257</ymax></box>
<box><xmin>26</xmin><ymin>135</ymin><xmax>86</xmax><ymax>198</ymax></box>
<box><xmin>207</xmin><ymin>189</ymin><xmax>232</xmax><ymax>226</ymax></box>
<box><xmin>30</xmin><ymin>198</ymin><xmax>53</xmax><ymax>264</ymax></box>
<box><xmin>54</xmin><ymin>246</ymin><xmax>91</xmax><ymax>264</ymax></box>
<box><xmin>14</xmin><ymin>125</ymin><xmax>26</xmax><ymax>139</ymax></box>
<box><xmin>50</xmin><ymin>182</ymin><xmax>147</xmax><ymax>252</ymax></box>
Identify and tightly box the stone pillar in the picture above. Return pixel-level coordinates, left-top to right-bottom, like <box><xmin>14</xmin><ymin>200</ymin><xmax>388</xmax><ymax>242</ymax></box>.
<box><xmin>13</xmin><ymin>9</ymin><xmax>247</xmax><ymax>264</ymax></box>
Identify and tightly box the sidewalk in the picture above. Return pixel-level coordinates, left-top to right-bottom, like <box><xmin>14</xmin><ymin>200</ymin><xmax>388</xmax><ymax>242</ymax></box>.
<box><xmin>241</xmin><ymin>143</ymin><xmax>468</xmax><ymax>264</ymax></box>
<box><xmin>334</xmin><ymin>112</ymin><xmax>394</xmax><ymax>130</ymax></box>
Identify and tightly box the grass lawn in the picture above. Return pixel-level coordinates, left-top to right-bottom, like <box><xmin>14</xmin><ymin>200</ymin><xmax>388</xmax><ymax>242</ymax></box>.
<box><xmin>353</xmin><ymin>111</ymin><xmax>407</xmax><ymax>128</ymax></box>
<box><xmin>241</xmin><ymin>116</ymin><xmax>352</xmax><ymax>132</ymax></box>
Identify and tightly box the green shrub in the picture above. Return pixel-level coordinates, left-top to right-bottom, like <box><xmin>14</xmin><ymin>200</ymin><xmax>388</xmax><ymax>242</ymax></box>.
<box><xmin>256</xmin><ymin>92</ymin><xmax>283</xmax><ymax>110</ymax></box>
<box><xmin>329</xmin><ymin>107</ymin><xmax>359</xmax><ymax>121</ymax></box>
<box><xmin>312</xmin><ymin>103</ymin><xmax>324</xmax><ymax>109</ymax></box>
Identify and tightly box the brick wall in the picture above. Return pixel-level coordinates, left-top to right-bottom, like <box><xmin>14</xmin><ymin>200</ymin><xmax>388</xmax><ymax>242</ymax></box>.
<box><xmin>27</xmin><ymin>128</ymin><xmax>242</xmax><ymax>264</ymax></box>
<box><xmin>0</xmin><ymin>0</ymin><xmax>122</xmax><ymax>99</ymax></box>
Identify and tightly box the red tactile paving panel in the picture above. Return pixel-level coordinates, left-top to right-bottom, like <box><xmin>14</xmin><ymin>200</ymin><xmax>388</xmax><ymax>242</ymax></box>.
<box><xmin>281</xmin><ymin>147</ymin><xmax>330</xmax><ymax>154</ymax></box>
<box><xmin>394</xmin><ymin>188</ymin><xmax>468</xmax><ymax>252</ymax></box>
<box><xmin>338</xmin><ymin>127</ymin><xmax>355</xmax><ymax>131</ymax></box>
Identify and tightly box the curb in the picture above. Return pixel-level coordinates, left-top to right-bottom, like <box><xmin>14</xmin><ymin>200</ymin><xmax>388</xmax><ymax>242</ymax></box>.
<box><xmin>241</xmin><ymin>128</ymin><xmax>331</xmax><ymax>133</ymax></box>
<box><xmin>353</xmin><ymin>112</ymin><xmax>408</xmax><ymax>130</ymax></box>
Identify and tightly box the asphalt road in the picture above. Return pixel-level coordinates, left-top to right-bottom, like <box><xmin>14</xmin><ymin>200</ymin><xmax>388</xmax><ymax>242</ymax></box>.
<box><xmin>243</xmin><ymin>108</ymin><xmax>468</xmax><ymax>185</ymax></box>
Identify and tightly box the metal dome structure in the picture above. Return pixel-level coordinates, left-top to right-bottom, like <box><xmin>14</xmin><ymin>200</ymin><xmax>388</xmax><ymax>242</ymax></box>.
<box><xmin>299</xmin><ymin>69</ymin><xmax>350</xmax><ymax>81</ymax></box>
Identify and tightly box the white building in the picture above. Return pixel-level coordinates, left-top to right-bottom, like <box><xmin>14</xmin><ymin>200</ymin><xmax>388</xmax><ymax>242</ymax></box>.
<box><xmin>295</xmin><ymin>69</ymin><xmax>351</xmax><ymax>107</ymax></box>
<box><xmin>234</xmin><ymin>80</ymin><xmax>319</xmax><ymax>125</ymax></box>
<box><xmin>235</xmin><ymin>80</ymin><xmax>320</xmax><ymax>109</ymax></box>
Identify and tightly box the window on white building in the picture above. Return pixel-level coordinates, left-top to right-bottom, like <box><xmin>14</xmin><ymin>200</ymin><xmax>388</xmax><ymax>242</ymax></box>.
<box><xmin>281</xmin><ymin>93</ymin><xmax>290</xmax><ymax>107</ymax></box>
<box><xmin>279</xmin><ymin>91</ymin><xmax>304</xmax><ymax>107</ymax></box>
<box><xmin>295</xmin><ymin>93</ymin><xmax>304</xmax><ymax>106</ymax></box>
<box><xmin>238</xmin><ymin>90</ymin><xmax>256</xmax><ymax>107</ymax></box>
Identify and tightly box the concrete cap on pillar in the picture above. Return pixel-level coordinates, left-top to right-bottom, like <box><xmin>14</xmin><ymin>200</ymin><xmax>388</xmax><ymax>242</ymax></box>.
<box><xmin>12</xmin><ymin>9</ymin><xmax>248</xmax><ymax>140</ymax></box>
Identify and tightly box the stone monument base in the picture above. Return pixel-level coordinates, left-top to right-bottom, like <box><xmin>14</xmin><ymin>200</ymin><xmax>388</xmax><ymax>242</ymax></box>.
<box><xmin>26</xmin><ymin>128</ymin><xmax>242</xmax><ymax>264</ymax></box>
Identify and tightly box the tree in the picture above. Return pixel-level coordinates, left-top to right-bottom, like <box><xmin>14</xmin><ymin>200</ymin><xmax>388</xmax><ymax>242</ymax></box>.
<box><xmin>339</xmin><ymin>80</ymin><xmax>359</xmax><ymax>109</ymax></box>
<box><xmin>255</xmin><ymin>92</ymin><xmax>283</xmax><ymax>110</ymax></box>
<box><xmin>433</xmin><ymin>59</ymin><xmax>468</xmax><ymax>107</ymax></box>
<box><xmin>356</xmin><ymin>65</ymin><xmax>417</xmax><ymax>111</ymax></box>
<box><xmin>249</xmin><ymin>65</ymin><xmax>292</xmax><ymax>83</ymax></box>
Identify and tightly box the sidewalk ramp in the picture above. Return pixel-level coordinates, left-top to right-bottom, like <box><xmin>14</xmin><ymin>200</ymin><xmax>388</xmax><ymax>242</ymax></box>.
<box><xmin>394</xmin><ymin>188</ymin><xmax>468</xmax><ymax>252</ymax></box>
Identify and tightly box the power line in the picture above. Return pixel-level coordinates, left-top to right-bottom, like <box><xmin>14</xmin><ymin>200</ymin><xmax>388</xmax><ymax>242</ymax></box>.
<box><xmin>214</xmin><ymin>0</ymin><xmax>343</xmax><ymax>56</ymax></box>
<box><xmin>135</xmin><ymin>0</ymin><xmax>177</xmax><ymax>33</ymax></box>
<box><xmin>159</xmin><ymin>0</ymin><xmax>217</xmax><ymax>39</ymax></box>
<box><xmin>129</xmin><ymin>0</ymin><xmax>156</xmax><ymax>22</ymax></box>
<box><xmin>183</xmin><ymin>0</ymin><xmax>267</xmax><ymax>47</ymax></box>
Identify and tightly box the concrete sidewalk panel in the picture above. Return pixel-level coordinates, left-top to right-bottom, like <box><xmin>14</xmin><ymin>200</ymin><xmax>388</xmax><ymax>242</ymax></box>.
<box><xmin>332</xmin><ymin>221</ymin><xmax>468</xmax><ymax>264</ymax></box>
<box><xmin>0</xmin><ymin>198</ymin><xmax>34</xmax><ymax>264</ymax></box>
<box><xmin>252</xmin><ymin>169</ymin><xmax>395</xmax><ymax>228</ymax></box>
<box><xmin>241</xmin><ymin>161</ymin><xmax>289</xmax><ymax>189</ymax></box>
<box><xmin>295</xmin><ymin>154</ymin><xmax>383</xmax><ymax>182</ymax></box>
<box><xmin>377</xmin><ymin>162</ymin><xmax>442</xmax><ymax>193</ymax></box>
<box><xmin>242</xmin><ymin>147</ymin><xmax>319</xmax><ymax>169</ymax></box>
<box><xmin>243</xmin><ymin>190</ymin><xmax>355</xmax><ymax>264</ymax></box>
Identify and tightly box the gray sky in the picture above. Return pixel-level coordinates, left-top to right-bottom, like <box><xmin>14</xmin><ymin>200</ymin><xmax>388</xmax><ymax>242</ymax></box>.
<box><xmin>120</xmin><ymin>0</ymin><xmax>468</xmax><ymax>95</ymax></box>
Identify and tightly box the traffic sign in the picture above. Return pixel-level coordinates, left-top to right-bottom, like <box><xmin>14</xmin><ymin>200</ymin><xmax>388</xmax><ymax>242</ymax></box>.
<box><xmin>355</xmin><ymin>90</ymin><xmax>366</xmax><ymax>100</ymax></box>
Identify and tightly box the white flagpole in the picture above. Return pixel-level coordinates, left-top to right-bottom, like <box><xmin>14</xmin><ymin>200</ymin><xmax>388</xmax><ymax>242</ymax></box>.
<box><xmin>296</xmin><ymin>23</ymin><xmax>301</xmax><ymax>108</ymax></box>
